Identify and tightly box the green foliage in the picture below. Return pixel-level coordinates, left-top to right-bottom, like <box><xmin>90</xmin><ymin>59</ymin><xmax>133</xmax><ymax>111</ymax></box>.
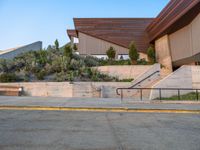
<box><xmin>0</xmin><ymin>40</ymin><xmax>150</xmax><ymax>82</ymax></box>
<box><xmin>0</xmin><ymin>73</ymin><xmax>18</xmax><ymax>82</ymax></box>
<box><xmin>99</xmin><ymin>59</ymin><xmax>131</xmax><ymax>66</ymax></box>
<box><xmin>106</xmin><ymin>46</ymin><xmax>116</xmax><ymax>60</ymax></box>
<box><xmin>147</xmin><ymin>45</ymin><xmax>156</xmax><ymax>64</ymax></box>
<box><xmin>35</xmin><ymin>70</ymin><xmax>46</xmax><ymax>80</ymax></box>
<box><xmin>84</xmin><ymin>56</ymin><xmax>99</xmax><ymax>67</ymax></box>
<box><xmin>73</xmin><ymin>44</ymin><xmax>78</xmax><ymax>51</ymax></box>
<box><xmin>129</xmin><ymin>41</ymin><xmax>139</xmax><ymax>65</ymax></box>
<box><xmin>54</xmin><ymin>39</ymin><xmax>59</xmax><ymax>51</ymax></box>
<box><xmin>64</xmin><ymin>45</ymin><xmax>73</xmax><ymax>58</ymax></box>
<box><xmin>156</xmin><ymin>92</ymin><xmax>200</xmax><ymax>101</ymax></box>
<box><xmin>0</xmin><ymin>59</ymin><xmax>9</xmax><ymax>73</ymax></box>
<box><xmin>137</xmin><ymin>59</ymin><xmax>148</xmax><ymax>65</ymax></box>
<box><xmin>119</xmin><ymin>78</ymin><xmax>134</xmax><ymax>82</ymax></box>
<box><xmin>55</xmin><ymin>71</ymin><xmax>68</xmax><ymax>82</ymax></box>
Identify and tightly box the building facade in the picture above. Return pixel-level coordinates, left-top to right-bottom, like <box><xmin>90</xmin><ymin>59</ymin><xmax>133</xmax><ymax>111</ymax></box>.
<box><xmin>67</xmin><ymin>18</ymin><xmax>153</xmax><ymax>60</ymax></box>
<box><xmin>67</xmin><ymin>0</ymin><xmax>200</xmax><ymax>68</ymax></box>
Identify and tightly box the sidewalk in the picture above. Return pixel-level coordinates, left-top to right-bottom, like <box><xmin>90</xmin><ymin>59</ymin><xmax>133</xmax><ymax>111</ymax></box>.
<box><xmin>0</xmin><ymin>96</ymin><xmax>200</xmax><ymax>113</ymax></box>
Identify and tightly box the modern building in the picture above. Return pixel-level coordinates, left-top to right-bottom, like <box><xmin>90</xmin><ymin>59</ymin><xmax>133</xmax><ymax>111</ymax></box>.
<box><xmin>67</xmin><ymin>18</ymin><xmax>153</xmax><ymax>60</ymax></box>
<box><xmin>0</xmin><ymin>41</ymin><xmax>42</xmax><ymax>59</ymax></box>
<box><xmin>67</xmin><ymin>0</ymin><xmax>200</xmax><ymax>70</ymax></box>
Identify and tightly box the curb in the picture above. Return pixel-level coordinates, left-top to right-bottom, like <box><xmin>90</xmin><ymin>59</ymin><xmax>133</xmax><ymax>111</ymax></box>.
<box><xmin>0</xmin><ymin>106</ymin><xmax>200</xmax><ymax>114</ymax></box>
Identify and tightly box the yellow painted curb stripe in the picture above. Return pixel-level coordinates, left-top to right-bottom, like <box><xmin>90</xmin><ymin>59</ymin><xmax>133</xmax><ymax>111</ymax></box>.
<box><xmin>0</xmin><ymin>106</ymin><xmax>200</xmax><ymax>114</ymax></box>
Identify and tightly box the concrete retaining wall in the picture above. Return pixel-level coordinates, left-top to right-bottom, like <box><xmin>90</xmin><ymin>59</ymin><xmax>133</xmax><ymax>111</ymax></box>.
<box><xmin>0</xmin><ymin>82</ymin><xmax>130</xmax><ymax>98</ymax></box>
<box><xmin>192</xmin><ymin>66</ymin><xmax>200</xmax><ymax>89</ymax></box>
<box><xmin>150</xmin><ymin>66</ymin><xmax>200</xmax><ymax>99</ymax></box>
<box><xmin>94</xmin><ymin>65</ymin><xmax>153</xmax><ymax>80</ymax></box>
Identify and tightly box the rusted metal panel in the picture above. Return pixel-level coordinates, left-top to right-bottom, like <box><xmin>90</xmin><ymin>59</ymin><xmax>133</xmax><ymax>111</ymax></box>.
<box><xmin>67</xmin><ymin>30</ymin><xmax>78</xmax><ymax>39</ymax></box>
<box><xmin>146</xmin><ymin>0</ymin><xmax>200</xmax><ymax>42</ymax></box>
<box><xmin>73</xmin><ymin>18</ymin><xmax>154</xmax><ymax>53</ymax></box>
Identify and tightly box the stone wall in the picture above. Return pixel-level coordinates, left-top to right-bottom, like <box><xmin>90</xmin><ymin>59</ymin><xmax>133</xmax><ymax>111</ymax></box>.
<box><xmin>94</xmin><ymin>65</ymin><xmax>153</xmax><ymax>80</ymax></box>
<box><xmin>0</xmin><ymin>82</ymin><xmax>130</xmax><ymax>98</ymax></box>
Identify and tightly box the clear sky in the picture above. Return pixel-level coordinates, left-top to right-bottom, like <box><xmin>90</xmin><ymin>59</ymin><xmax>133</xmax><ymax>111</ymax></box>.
<box><xmin>0</xmin><ymin>0</ymin><xmax>169</xmax><ymax>50</ymax></box>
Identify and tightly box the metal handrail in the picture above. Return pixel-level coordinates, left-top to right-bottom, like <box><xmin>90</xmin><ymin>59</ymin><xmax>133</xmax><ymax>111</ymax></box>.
<box><xmin>116</xmin><ymin>70</ymin><xmax>160</xmax><ymax>95</ymax></box>
<box><xmin>130</xmin><ymin>71</ymin><xmax>160</xmax><ymax>88</ymax></box>
<box><xmin>116</xmin><ymin>87</ymin><xmax>200</xmax><ymax>101</ymax></box>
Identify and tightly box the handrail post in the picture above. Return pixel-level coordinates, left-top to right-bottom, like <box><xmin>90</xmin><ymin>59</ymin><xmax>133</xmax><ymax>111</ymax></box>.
<box><xmin>120</xmin><ymin>89</ymin><xmax>123</xmax><ymax>102</ymax></box>
<box><xmin>178</xmin><ymin>89</ymin><xmax>180</xmax><ymax>100</ymax></box>
<box><xmin>140</xmin><ymin>89</ymin><xmax>143</xmax><ymax>101</ymax></box>
<box><xmin>159</xmin><ymin>88</ymin><xmax>162</xmax><ymax>100</ymax></box>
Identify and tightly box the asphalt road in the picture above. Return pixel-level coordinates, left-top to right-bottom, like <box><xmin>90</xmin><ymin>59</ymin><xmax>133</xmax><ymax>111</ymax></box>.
<box><xmin>0</xmin><ymin>110</ymin><xmax>200</xmax><ymax>150</ymax></box>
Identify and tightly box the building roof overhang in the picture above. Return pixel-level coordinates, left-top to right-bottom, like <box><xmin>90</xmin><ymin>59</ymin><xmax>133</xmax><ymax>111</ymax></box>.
<box><xmin>67</xmin><ymin>29</ymin><xmax>78</xmax><ymax>39</ymax></box>
<box><xmin>146</xmin><ymin>0</ymin><xmax>200</xmax><ymax>42</ymax></box>
<box><xmin>72</xmin><ymin>18</ymin><xmax>154</xmax><ymax>53</ymax></box>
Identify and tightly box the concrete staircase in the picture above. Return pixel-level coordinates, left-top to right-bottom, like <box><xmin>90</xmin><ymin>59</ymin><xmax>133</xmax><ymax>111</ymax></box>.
<box><xmin>126</xmin><ymin>68</ymin><xmax>171</xmax><ymax>101</ymax></box>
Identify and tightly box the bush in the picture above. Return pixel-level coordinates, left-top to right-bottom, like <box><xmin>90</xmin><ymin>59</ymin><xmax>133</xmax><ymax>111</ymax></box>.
<box><xmin>55</xmin><ymin>71</ymin><xmax>68</xmax><ymax>82</ymax></box>
<box><xmin>137</xmin><ymin>59</ymin><xmax>148</xmax><ymax>65</ymax></box>
<box><xmin>129</xmin><ymin>41</ymin><xmax>139</xmax><ymax>65</ymax></box>
<box><xmin>70</xmin><ymin>59</ymin><xmax>83</xmax><ymax>70</ymax></box>
<box><xmin>147</xmin><ymin>45</ymin><xmax>156</xmax><ymax>64</ymax></box>
<box><xmin>84</xmin><ymin>56</ymin><xmax>99</xmax><ymax>67</ymax></box>
<box><xmin>35</xmin><ymin>70</ymin><xmax>46</xmax><ymax>80</ymax></box>
<box><xmin>106</xmin><ymin>46</ymin><xmax>116</xmax><ymax>60</ymax></box>
<box><xmin>99</xmin><ymin>59</ymin><xmax>131</xmax><ymax>66</ymax></box>
<box><xmin>64</xmin><ymin>45</ymin><xmax>73</xmax><ymax>58</ymax></box>
<box><xmin>55</xmin><ymin>39</ymin><xmax>59</xmax><ymax>51</ymax></box>
<box><xmin>0</xmin><ymin>73</ymin><xmax>18</xmax><ymax>82</ymax></box>
<box><xmin>73</xmin><ymin>44</ymin><xmax>78</xmax><ymax>51</ymax></box>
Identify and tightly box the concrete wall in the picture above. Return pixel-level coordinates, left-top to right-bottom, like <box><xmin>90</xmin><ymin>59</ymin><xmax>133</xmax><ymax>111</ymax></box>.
<box><xmin>169</xmin><ymin>13</ymin><xmax>200</xmax><ymax>62</ymax></box>
<box><xmin>155</xmin><ymin>35</ymin><xmax>173</xmax><ymax>72</ymax></box>
<box><xmin>150</xmin><ymin>66</ymin><xmax>200</xmax><ymax>99</ymax></box>
<box><xmin>0</xmin><ymin>41</ymin><xmax>42</xmax><ymax>59</ymax></box>
<box><xmin>94</xmin><ymin>65</ymin><xmax>153</xmax><ymax>80</ymax></box>
<box><xmin>0</xmin><ymin>82</ymin><xmax>130</xmax><ymax>98</ymax></box>
<box><xmin>78</xmin><ymin>32</ymin><xmax>147</xmax><ymax>60</ymax></box>
<box><xmin>192</xmin><ymin>66</ymin><xmax>200</xmax><ymax>89</ymax></box>
<box><xmin>155</xmin><ymin>13</ymin><xmax>200</xmax><ymax>67</ymax></box>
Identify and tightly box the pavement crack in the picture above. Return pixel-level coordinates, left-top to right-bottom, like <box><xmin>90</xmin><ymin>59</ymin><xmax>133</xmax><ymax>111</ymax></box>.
<box><xmin>105</xmin><ymin>113</ymin><xmax>126</xmax><ymax>150</ymax></box>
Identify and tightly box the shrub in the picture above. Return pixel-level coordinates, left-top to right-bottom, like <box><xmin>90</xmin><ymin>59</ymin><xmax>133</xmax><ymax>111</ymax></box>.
<box><xmin>0</xmin><ymin>59</ymin><xmax>8</xmax><ymax>73</ymax></box>
<box><xmin>147</xmin><ymin>45</ymin><xmax>156</xmax><ymax>64</ymax></box>
<box><xmin>129</xmin><ymin>41</ymin><xmax>139</xmax><ymax>65</ymax></box>
<box><xmin>70</xmin><ymin>59</ymin><xmax>82</xmax><ymax>70</ymax></box>
<box><xmin>137</xmin><ymin>59</ymin><xmax>148</xmax><ymax>65</ymax></box>
<box><xmin>55</xmin><ymin>39</ymin><xmax>59</xmax><ymax>51</ymax></box>
<box><xmin>119</xmin><ymin>78</ymin><xmax>134</xmax><ymax>82</ymax></box>
<box><xmin>67</xmin><ymin>71</ymin><xmax>74</xmax><ymax>82</ymax></box>
<box><xmin>0</xmin><ymin>73</ymin><xmax>18</xmax><ymax>82</ymax></box>
<box><xmin>55</xmin><ymin>71</ymin><xmax>67</xmax><ymax>82</ymax></box>
<box><xmin>106</xmin><ymin>46</ymin><xmax>116</xmax><ymax>60</ymax></box>
<box><xmin>64</xmin><ymin>45</ymin><xmax>73</xmax><ymax>58</ymax></box>
<box><xmin>84</xmin><ymin>56</ymin><xmax>99</xmax><ymax>67</ymax></box>
<box><xmin>73</xmin><ymin>44</ymin><xmax>78</xmax><ymax>51</ymax></box>
<box><xmin>35</xmin><ymin>70</ymin><xmax>46</xmax><ymax>80</ymax></box>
